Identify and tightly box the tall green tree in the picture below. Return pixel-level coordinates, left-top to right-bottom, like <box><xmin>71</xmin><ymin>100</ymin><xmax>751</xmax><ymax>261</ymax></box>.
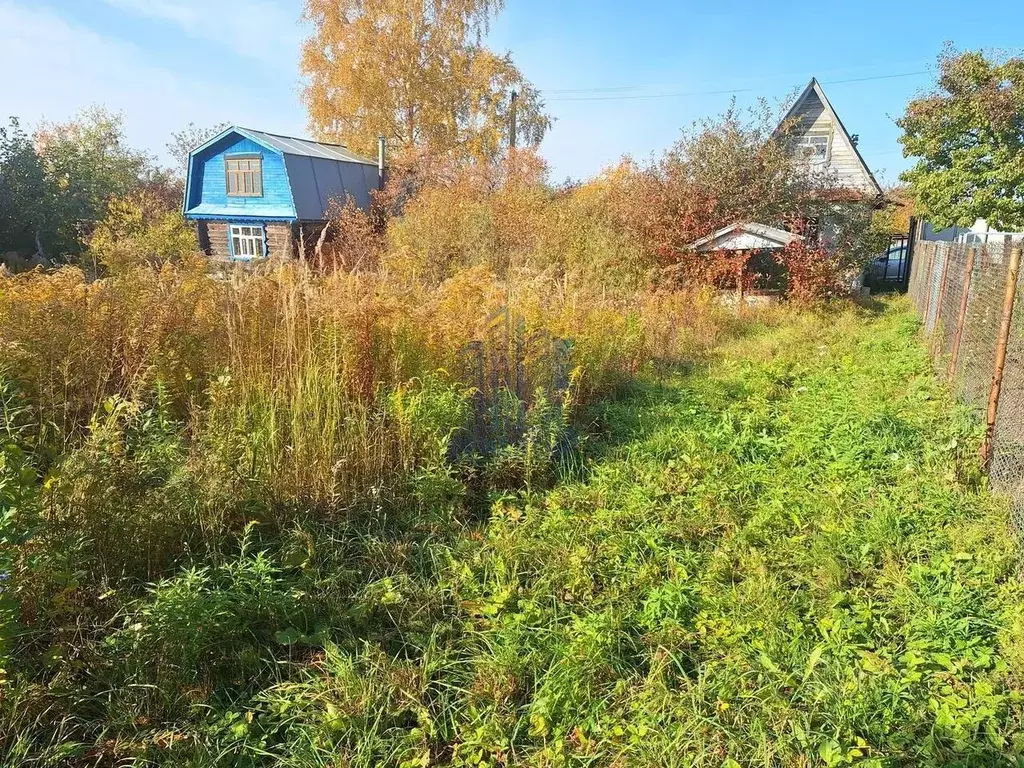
<box><xmin>300</xmin><ymin>0</ymin><xmax>551</xmax><ymax>163</ymax></box>
<box><xmin>0</xmin><ymin>118</ymin><xmax>57</xmax><ymax>257</ymax></box>
<box><xmin>898</xmin><ymin>48</ymin><xmax>1024</xmax><ymax>230</ymax></box>
<box><xmin>0</xmin><ymin>108</ymin><xmax>157</xmax><ymax>260</ymax></box>
<box><xmin>36</xmin><ymin>107</ymin><xmax>154</xmax><ymax>254</ymax></box>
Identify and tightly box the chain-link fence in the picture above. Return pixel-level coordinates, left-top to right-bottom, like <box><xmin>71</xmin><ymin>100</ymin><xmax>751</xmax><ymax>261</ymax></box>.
<box><xmin>454</xmin><ymin>306</ymin><xmax>574</xmax><ymax>455</ymax></box>
<box><xmin>908</xmin><ymin>239</ymin><xmax>1024</xmax><ymax>530</ymax></box>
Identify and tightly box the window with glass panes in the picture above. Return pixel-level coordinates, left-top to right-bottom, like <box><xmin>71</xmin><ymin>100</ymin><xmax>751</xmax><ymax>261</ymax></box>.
<box><xmin>794</xmin><ymin>134</ymin><xmax>830</xmax><ymax>167</ymax></box>
<box><xmin>229</xmin><ymin>224</ymin><xmax>265</xmax><ymax>259</ymax></box>
<box><xmin>225</xmin><ymin>155</ymin><xmax>263</xmax><ymax>196</ymax></box>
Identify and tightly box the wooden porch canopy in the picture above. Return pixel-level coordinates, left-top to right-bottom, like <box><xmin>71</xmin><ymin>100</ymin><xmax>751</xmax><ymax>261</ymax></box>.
<box><xmin>690</xmin><ymin>222</ymin><xmax>804</xmax><ymax>252</ymax></box>
<box><xmin>689</xmin><ymin>223</ymin><xmax>804</xmax><ymax>314</ymax></box>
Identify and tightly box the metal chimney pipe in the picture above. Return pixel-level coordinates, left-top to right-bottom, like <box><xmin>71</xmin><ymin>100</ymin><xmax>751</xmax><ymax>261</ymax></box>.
<box><xmin>377</xmin><ymin>135</ymin><xmax>386</xmax><ymax>191</ymax></box>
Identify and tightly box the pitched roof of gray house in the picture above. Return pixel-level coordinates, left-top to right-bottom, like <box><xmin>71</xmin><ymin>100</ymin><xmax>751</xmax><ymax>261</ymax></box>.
<box><xmin>775</xmin><ymin>78</ymin><xmax>883</xmax><ymax>198</ymax></box>
<box><xmin>184</xmin><ymin>126</ymin><xmax>381</xmax><ymax>223</ymax></box>
<box><xmin>690</xmin><ymin>222</ymin><xmax>805</xmax><ymax>251</ymax></box>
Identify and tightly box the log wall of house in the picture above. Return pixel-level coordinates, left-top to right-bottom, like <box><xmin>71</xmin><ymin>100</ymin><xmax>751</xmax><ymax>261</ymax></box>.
<box><xmin>199</xmin><ymin>221</ymin><xmax>231</xmax><ymax>261</ymax></box>
<box><xmin>266</xmin><ymin>222</ymin><xmax>295</xmax><ymax>260</ymax></box>
<box><xmin>196</xmin><ymin>220</ymin><xmax>296</xmax><ymax>261</ymax></box>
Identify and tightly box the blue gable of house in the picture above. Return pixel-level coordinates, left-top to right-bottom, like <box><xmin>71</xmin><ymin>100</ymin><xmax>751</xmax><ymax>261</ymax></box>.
<box><xmin>183</xmin><ymin>127</ymin><xmax>380</xmax><ymax>224</ymax></box>
<box><xmin>184</xmin><ymin>133</ymin><xmax>296</xmax><ymax>220</ymax></box>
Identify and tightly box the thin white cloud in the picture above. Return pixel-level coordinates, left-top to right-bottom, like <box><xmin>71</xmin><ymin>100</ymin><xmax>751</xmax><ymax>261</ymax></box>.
<box><xmin>102</xmin><ymin>0</ymin><xmax>198</xmax><ymax>26</ymax></box>
<box><xmin>0</xmin><ymin>1</ymin><xmax>307</xmax><ymax>165</ymax></box>
<box><xmin>98</xmin><ymin>0</ymin><xmax>304</xmax><ymax>66</ymax></box>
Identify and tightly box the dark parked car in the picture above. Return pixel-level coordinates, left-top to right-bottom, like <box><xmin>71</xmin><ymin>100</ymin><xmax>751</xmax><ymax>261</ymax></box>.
<box><xmin>865</xmin><ymin>239</ymin><xmax>910</xmax><ymax>290</ymax></box>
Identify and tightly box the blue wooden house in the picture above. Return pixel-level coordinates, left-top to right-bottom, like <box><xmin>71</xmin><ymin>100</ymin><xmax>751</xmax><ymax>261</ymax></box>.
<box><xmin>183</xmin><ymin>126</ymin><xmax>383</xmax><ymax>261</ymax></box>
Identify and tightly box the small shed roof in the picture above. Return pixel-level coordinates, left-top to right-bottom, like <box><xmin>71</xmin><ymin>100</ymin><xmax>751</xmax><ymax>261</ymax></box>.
<box><xmin>690</xmin><ymin>223</ymin><xmax>804</xmax><ymax>252</ymax></box>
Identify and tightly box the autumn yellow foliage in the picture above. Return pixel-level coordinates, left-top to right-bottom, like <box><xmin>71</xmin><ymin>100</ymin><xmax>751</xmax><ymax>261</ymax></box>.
<box><xmin>301</xmin><ymin>0</ymin><xmax>550</xmax><ymax>163</ymax></box>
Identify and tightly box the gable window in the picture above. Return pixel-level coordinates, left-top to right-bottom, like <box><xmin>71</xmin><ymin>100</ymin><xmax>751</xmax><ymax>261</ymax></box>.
<box><xmin>794</xmin><ymin>134</ymin><xmax>830</xmax><ymax>167</ymax></box>
<box><xmin>225</xmin><ymin>154</ymin><xmax>263</xmax><ymax>197</ymax></box>
<box><xmin>229</xmin><ymin>224</ymin><xmax>265</xmax><ymax>259</ymax></box>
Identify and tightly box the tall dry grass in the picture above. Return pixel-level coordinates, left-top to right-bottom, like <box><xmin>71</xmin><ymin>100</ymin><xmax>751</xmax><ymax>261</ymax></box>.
<box><xmin>0</xmin><ymin>256</ymin><xmax>735</xmax><ymax>520</ymax></box>
<box><xmin>0</xmin><ymin>108</ymin><xmax>897</xmax><ymax>768</ymax></box>
<box><xmin>0</xmin><ymin>151</ymin><xmax>778</xmax><ymax>768</ymax></box>
<box><xmin>0</xmin><ymin>152</ymin><xmax>753</xmax><ymax>610</ymax></box>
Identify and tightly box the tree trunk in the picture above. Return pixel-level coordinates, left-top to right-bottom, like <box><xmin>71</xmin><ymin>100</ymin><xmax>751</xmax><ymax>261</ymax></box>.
<box><xmin>34</xmin><ymin>230</ymin><xmax>49</xmax><ymax>264</ymax></box>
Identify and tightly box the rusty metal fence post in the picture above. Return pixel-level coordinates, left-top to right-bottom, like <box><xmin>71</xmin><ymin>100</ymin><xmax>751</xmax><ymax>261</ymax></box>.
<box><xmin>982</xmin><ymin>246</ymin><xmax>1023</xmax><ymax>468</ymax></box>
<box><xmin>736</xmin><ymin>258</ymin><xmax>746</xmax><ymax>317</ymax></box>
<box><xmin>947</xmin><ymin>247</ymin><xmax>977</xmax><ymax>380</ymax></box>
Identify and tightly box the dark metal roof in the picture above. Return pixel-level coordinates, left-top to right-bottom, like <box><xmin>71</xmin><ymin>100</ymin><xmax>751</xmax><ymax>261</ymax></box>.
<box><xmin>236</xmin><ymin>127</ymin><xmax>378</xmax><ymax>166</ymax></box>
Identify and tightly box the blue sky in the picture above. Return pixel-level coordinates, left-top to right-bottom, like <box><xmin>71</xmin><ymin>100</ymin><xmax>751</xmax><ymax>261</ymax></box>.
<box><xmin>2</xmin><ymin>0</ymin><xmax>1022</xmax><ymax>185</ymax></box>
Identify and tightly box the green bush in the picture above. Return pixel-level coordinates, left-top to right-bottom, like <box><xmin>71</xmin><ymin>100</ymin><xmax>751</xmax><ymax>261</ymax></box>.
<box><xmin>42</xmin><ymin>386</ymin><xmax>205</xmax><ymax>582</ymax></box>
<box><xmin>0</xmin><ymin>374</ymin><xmax>40</xmax><ymax>672</ymax></box>
<box><xmin>99</xmin><ymin>526</ymin><xmax>311</xmax><ymax>720</ymax></box>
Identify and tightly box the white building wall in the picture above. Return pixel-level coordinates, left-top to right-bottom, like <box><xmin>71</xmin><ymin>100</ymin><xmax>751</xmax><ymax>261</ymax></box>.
<box><xmin>922</xmin><ymin>219</ymin><xmax>1024</xmax><ymax>244</ymax></box>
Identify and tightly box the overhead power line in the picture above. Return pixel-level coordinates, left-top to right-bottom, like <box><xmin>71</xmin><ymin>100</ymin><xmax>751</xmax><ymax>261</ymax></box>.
<box><xmin>548</xmin><ymin>87</ymin><xmax>752</xmax><ymax>103</ymax></box>
<box><xmin>541</xmin><ymin>60</ymin><xmax>932</xmax><ymax>93</ymax></box>
<box><xmin>543</xmin><ymin>85</ymin><xmax>653</xmax><ymax>95</ymax></box>
<box><xmin>824</xmin><ymin>70</ymin><xmax>929</xmax><ymax>84</ymax></box>
<box><xmin>542</xmin><ymin>69</ymin><xmax>930</xmax><ymax>103</ymax></box>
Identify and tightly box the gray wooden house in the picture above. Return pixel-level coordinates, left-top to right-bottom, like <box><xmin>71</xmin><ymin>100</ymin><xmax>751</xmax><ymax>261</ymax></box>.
<box><xmin>776</xmin><ymin>78</ymin><xmax>882</xmax><ymax>199</ymax></box>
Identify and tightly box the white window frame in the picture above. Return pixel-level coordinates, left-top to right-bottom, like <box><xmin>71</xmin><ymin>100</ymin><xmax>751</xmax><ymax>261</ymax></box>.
<box><xmin>229</xmin><ymin>224</ymin><xmax>266</xmax><ymax>260</ymax></box>
<box><xmin>794</xmin><ymin>134</ymin><xmax>830</xmax><ymax>168</ymax></box>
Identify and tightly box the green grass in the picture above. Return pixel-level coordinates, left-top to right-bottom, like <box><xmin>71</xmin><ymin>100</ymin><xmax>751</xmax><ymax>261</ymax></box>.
<box><xmin>4</xmin><ymin>298</ymin><xmax>1024</xmax><ymax>767</ymax></box>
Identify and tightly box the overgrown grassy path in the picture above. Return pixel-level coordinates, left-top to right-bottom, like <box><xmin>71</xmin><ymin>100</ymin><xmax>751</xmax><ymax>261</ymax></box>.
<box><xmin>7</xmin><ymin>301</ymin><xmax>1024</xmax><ymax>767</ymax></box>
<box><xmin>412</xmin><ymin>300</ymin><xmax>1024</xmax><ymax>767</ymax></box>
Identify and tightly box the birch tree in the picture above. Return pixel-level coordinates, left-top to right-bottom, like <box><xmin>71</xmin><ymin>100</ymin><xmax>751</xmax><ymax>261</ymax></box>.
<box><xmin>301</xmin><ymin>0</ymin><xmax>550</xmax><ymax>163</ymax></box>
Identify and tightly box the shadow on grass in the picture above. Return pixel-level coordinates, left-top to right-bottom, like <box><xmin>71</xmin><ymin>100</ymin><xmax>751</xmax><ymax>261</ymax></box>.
<box><xmin>853</xmin><ymin>292</ymin><xmax>897</xmax><ymax>315</ymax></box>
